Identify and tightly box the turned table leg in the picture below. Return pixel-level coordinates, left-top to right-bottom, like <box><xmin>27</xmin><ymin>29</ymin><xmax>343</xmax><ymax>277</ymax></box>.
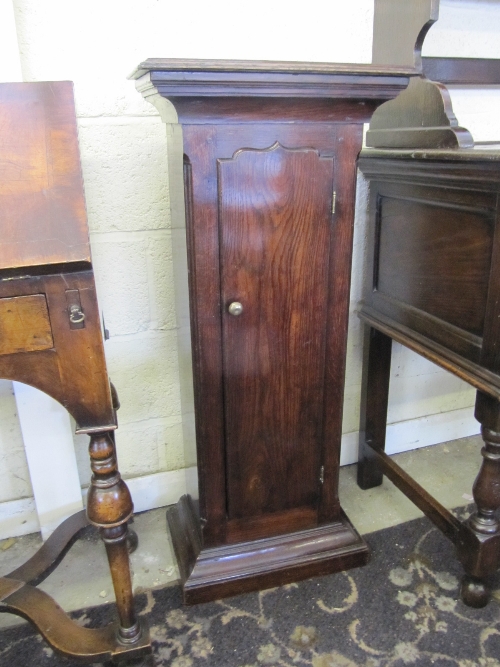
<box><xmin>87</xmin><ymin>432</ymin><xmax>143</xmax><ymax>644</ymax></box>
<box><xmin>357</xmin><ymin>326</ymin><xmax>393</xmax><ymax>490</ymax></box>
<box><xmin>458</xmin><ymin>391</ymin><xmax>500</xmax><ymax>607</ymax></box>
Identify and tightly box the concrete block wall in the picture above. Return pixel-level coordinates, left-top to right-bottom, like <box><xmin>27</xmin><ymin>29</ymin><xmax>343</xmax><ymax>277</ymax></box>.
<box><xmin>0</xmin><ymin>0</ymin><xmax>497</xmax><ymax>535</ymax></box>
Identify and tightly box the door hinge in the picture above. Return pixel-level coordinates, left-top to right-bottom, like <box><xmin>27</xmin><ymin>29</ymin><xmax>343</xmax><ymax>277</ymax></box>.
<box><xmin>332</xmin><ymin>191</ymin><xmax>337</xmax><ymax>215</ymax></box>
<box><xmin>319</xmin><ymin>466</ymin><xmax>325</xmax><ymax>484</ymax></box>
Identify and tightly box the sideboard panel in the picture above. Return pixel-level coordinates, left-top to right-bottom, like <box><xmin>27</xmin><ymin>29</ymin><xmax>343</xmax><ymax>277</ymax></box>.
<box><xmin>219</xmin><ymin>143</ymin><xmax>334</xmax><ymax>520</ymax></box>
<box><xmin>376</xmin><ymin>194</ymin><xmax>493</xmax><ymax>336</ymax></box>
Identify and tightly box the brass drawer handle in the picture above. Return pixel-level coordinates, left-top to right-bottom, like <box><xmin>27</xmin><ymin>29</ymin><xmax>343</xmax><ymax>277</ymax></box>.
<box><xmin>69</xmin><ymin>304</ymin><xmax>85</xmax><ymax>324</ymax></box>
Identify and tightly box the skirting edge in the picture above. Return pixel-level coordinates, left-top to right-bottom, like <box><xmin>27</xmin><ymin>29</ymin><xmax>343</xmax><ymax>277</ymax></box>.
<box><xmin>167</xmin><ymin>495</ymin><xmax>370</xmax><ymax>604</ymax></box>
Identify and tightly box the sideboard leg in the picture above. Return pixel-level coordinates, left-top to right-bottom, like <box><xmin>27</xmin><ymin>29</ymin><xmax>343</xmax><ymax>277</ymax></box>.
<box><xmin>87</xmin><ymin>432</ymin><xmax>144</xmax><ymax>644</ymax></box>
<box><xmin>458</xmin><ymin>392</ymin><xmax>500</xmax><ymax>607</ymax></box>
<box><xmin>357</xmin><ymin>326</ymin><xmax>393</xmax><ymax>490</ymax></box>
<box><xmin>101</xmin><ymin>524</ymin><xmax>141</xmax><ymax>642</ymax></box>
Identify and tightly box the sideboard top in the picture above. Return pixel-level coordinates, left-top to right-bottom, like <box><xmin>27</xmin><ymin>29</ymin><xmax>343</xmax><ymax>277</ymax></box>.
<box><xmin>131</xmin><ymin>59</ymin><xmax>412</xmax><ymax>111</ymax></box>
<box><xmin>360</xmin><ymin>144</ymin><xmax>500</xmax><ymax>163</ymax></box>
<box><xmin>130</xmin><ymin>58</ymin><xmax>416</xmax><ymax>79</ymax></box>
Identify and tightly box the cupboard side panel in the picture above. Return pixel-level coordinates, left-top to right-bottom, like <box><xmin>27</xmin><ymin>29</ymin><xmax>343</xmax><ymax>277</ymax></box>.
<box><xmin>319</xmin><ymin>124</ymin><xmax>364</xmax><ymax>523</ymax></box>
<box><xmin>183</xmin><ymin>126</ymin><xmax>227</xmax><ymax>546</ymax></box>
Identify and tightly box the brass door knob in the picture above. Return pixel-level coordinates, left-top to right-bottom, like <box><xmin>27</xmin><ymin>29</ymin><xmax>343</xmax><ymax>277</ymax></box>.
<box><xmin>228</xmin><ymin>301</ymin><xmax>243</xmax><ymax>316</ymax></box>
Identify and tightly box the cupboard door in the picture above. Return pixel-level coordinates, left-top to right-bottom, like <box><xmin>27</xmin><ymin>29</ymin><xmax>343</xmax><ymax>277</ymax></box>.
<box><xmin>218</xmin><ymin>142</ymin><xmax>335</xmax><ymax>521</ymax></box>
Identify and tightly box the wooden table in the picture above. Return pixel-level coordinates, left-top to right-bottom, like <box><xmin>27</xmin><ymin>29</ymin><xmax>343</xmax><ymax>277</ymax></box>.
<box><xmin>0</xmin><ymin>82</ymin><xmax>151</xmax><ymax>662</ymax></box>
<box><xmin>357</xmin><ymin>86</ymin><xmax>500</xmax><ymax>606</ymax></box>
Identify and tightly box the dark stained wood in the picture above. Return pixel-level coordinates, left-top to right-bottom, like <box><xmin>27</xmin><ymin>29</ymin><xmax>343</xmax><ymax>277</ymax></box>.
<box><xmin>360</xmin><ymin>147</ymin><xmax>500</xmax><ymax>166</ymax></box>
<box><xmin>366</xmin><ymin>78</ymin><xmax>474</xmax><ymax>149</ymax></box>
<box><xmin>186</xmin><ymin>121</ymin><xmax>366</xmax><ymax>542</ymax></box>
<box><xmin>180</xmin><ymin>120</ymin><xmax>371</xmax><ymax>557</ymax></box>
<box><xmin>357</xmin><ymin>145</ymin><xmax>500</xmax><ymax>607</ymax></box>
<box><xmin>358</xmin><ymin>155</ymin><xmax>500</xmax><ymax>378</ymax></box>
<box><xmin>478</xmin><ymin>205</ymin><xmax>500</xmax><ymax>375</ymax></box>
<box><xmin>0</xmin><ymin>82</ymin><xmax>150</xmax><ymax>661</ymax></box>
<box><xmin>226</xmin><ymin>507</ymin><xmax>318</xmax><ymax>544</ymax></box>
<box><xmin>167</xmin><ymin>495</ymin><xmax>369</xmax><ymax>605</ymax></box>
<box><xmin>376</xmin><ymin>195</ymin><xmax>493</xmax><ymax>336</ymax></box>
<box><xmin>423</xmin><ymin>57</ymin><xmax>500</xmax><ymax>86</ymax></box>
<box><xmin>131</xmin><ymin>59</ymin><xmax>411</xmax><ymax>128</ymax></box>
<box><xmin>181</xmin><ymin>123</ymin><xmax>226</xmax><ymax>548</ymax></box>
<box><xmin>135</xmin><ymin>61</ymin><xmax>394</xmax><ymax>602</ymax></box>
<box><xmin>137</xmin><ymin>70</ymin><xmax>409</xmax><ymax>101</ymax></box>
<box><xmin>220</xmin><ymin>143</ymin><xmax>333</xmax><ymax>519</ymax></box>
<box><xmin>132</xmin><ymin>57</ymin><xmax>415</xmax><ymax>77</ymax></box>
<box><xmin>0</xmin><ymin>82</ymin><xmax>90</xmax><ymax>271</ymax></box>
<box><xmin>455</xmin><ymin>392</ymin><xmax>500</xmax><ymax>607</ymax></box>
<box><xmin>151</xmin><ymin>97</ymin><xmax>386</xmax><ymax>127</ymax></box>
<box><xmin>167</xmin><ymin>495</ymin><xmax>203</xmax><ymax>585</ymax></box>
<box><xmin>357</xmin><ymin>327</ymin><xmax>392</xmax><ymax>490</ymax></box>
<box><xmin>318</xmin><ymin>123</ymin><xmax>363</xmax><ymax>524</ymax></box>
<box><xmin>359</xmin><ymin>305</ymin><xmax>500</xmax><ymax>399</ymax></box>
<box><xmin>85</xmin><ymin>430</ymin><xmax>140</xmax><ymax>641</ymax></box>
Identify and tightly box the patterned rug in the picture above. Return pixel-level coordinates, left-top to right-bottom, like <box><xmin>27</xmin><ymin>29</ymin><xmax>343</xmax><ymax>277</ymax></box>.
<box><xmin>1</xmin><ymin>507</ymin><xmax>499</xmax><ymax>667</ymax></box>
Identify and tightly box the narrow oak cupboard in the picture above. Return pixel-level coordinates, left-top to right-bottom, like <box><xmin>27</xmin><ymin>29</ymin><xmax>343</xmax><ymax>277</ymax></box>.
<box><xmin>132</xmin><ymin>60</ymin><xmax>409</xmax><ymax>602</ymax></box>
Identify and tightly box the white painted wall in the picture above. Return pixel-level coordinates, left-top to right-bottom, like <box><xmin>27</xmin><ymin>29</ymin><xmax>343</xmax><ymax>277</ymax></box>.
<box><xmin>13</xmin><ymin>383</ymin><xmax>83</xmax><ymax>540</ymax></box>
<box><xmin>0</xmin><ymin>0</ymin><xmax>497</xmax><ymax>537</ymax></box>
<box><xmin>424</xmin><ymin>0</ymin><xmax>500</xmax><ymax>144</ymax></box>
<box><xmin>424</xmin><ymin>0</ymin><xmax>500</xmax><ymax>58</ymax></box>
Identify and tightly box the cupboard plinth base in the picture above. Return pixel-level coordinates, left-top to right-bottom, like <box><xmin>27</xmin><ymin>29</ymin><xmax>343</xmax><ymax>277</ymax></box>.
<box><xmin>167</xmin><ymin>495</ymin><xmax>370</xmax><ymax>605</ymax></box>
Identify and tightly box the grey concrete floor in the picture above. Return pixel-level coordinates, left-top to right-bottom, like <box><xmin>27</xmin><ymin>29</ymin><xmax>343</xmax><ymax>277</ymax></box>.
<box><xmin>340</xmin><ymin>434</ymin><xmax>481</xmax><ymax>534</ymax></box>
<box><xmin>0</xmin><ymin>434</ymin><xmax>483</xmax><ymax>629</ymax></box>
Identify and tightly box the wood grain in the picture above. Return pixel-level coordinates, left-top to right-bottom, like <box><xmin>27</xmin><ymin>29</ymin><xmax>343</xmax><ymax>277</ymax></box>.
<box><xmin>219</xmin><ymin>143</ymin><xmax>333</xmax><ymax>519</ymax></box>
<box><xmin>318</xmin><ymin>123</ymin><xmax>363</xmax><ymax>524</ymax></box>
<box><xmin>156</xmin><ymin>97</ymin><xmax>384</xmax><ymax>126</ymax></box>
<box><xmin>226</xmin><ymin>507</ymin><xmax>317</xmax><ymax>544</ymax></box>
<box><xmin>376</xmin><ymin>196</ymin><xmax>493</xmax><ymax>336</ymax></box>
<box><xmin>358</xmin><ymin>157</ymin><xmax>500</xmax><ymax>370</ymax></box>
<box><xmin>182</xmin><ymin>122</ymin><xmax>363</xmax><ymax>548</ymax></box>
<box><xmin>0</xmin><ymin>82</ymin><xmax>90</xmax><ymax>271</ymax></box>
<box><xmin>0</xmin><ymin>273</ymin><xmax>114</xmax><ymax>430</ymax></box>
<box><xmin>168</xmin><ymin>495</ymin><xmax>369</xmax><ymax>605</ymax></box>
<box><xmin>358</xmin><ymin>145</ymin><xmax>500</xmax><ymax>608</ymax></box>
<box><xmin>0</xmin><ymin>294</ymin><xmax>53</xmax><ymax>355</ymax></box>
